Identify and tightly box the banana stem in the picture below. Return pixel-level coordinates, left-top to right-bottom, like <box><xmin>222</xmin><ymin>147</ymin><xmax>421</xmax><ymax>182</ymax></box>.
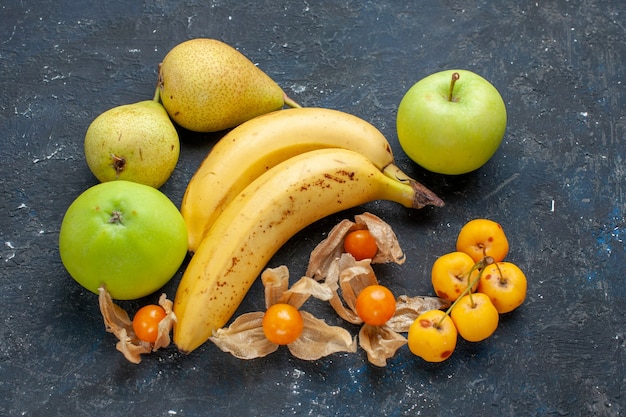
<box><xmin>382</xmin><ymin>164</ymin><xmax>444</xmax><ymax>208</ymax></box>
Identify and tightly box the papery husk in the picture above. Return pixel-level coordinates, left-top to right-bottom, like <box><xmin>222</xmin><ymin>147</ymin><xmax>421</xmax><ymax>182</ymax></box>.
<box><xmin>261</xmin><ymin>265</ymin><xmax>290</xmax><ymax>307</ymax></box>
<box><xmin>324</xmin><ymin>253</ymin><xmax>378</xmax><ymax>325</ymax></box>
<box><xmin>385</xmin><ymin>295</ymin><xmax>451</xmax><ymax>334</ymax></box>
<box><xmin>355</xmin><ymin>212</ymin><xmax>405</xmax><ymax>265</ymax></box>
<box><xmin>287</xmin><ymin>311</ymin><xmax>357</xmax><ymax>360</ymax></box>
<box><xmin>210</xmin><ymin>312</ymin><xmax>279</xmax><ymax>359</ymax></box>
<box><xmin>319</xmin><ymin>252</ymin><xmax>449</xmax><ymax>367</ymax></box>
<box><xmin>97</xmin><ymin>286</ymin><xmax>176</xmax><ymax>364</ymax></box>
<box><xmin>210</xmin><ymin>265</ymin><xmax>353</xmax><ymax>360</ymax></box>
<box><xmin>98</xmin><ymin>286</ymin><xmax>150</xmax><ymax>363</ymax></box>
<box><xmin>306</xmin><ymin>212</ymin><xmax>404</xmax><ymax>281</ymax></box>
<box><xmin>262</xmin><ymin>265</ymin><xmax>334</xmax><ymax>309</ymax></box>
<box><xmin>98</xmin><ymin>286</ymin><xmax>134</xmax><ymax>339</ymax></box>
<box><xmin>115</xmin><ymin>328</ymin><xmax>152</xmax><ymax>364</ymax></box>
<box><xmin>337</xmin><ymin>254</ymin><xmax>378</xmax><ymax>311</ymax></box>
<box><xmin>153</xmin><ymin>293</ymin><xmax>177</xmax><ymax>350</ymax></box>
<box><xmin>305</xmin><ymin>219</ymin><xmax>353</xmax><ymax>281</ymax></box>
<box><xmin>359</xmin><ymin>324</ymin><xmax>407</xmax><ymax>367</ymax></box>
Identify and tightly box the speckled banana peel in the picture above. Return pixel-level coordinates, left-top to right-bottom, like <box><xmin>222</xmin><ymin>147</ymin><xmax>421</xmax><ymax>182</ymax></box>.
<box><xmin>173</xmin><ymin>147</ymin><xmax>443</xmax><ymax>354</ymax></box>
<box><xmin>182</xmin><ymin>107</ymin><xmax>400</xmax><ymax>253</ymax></box>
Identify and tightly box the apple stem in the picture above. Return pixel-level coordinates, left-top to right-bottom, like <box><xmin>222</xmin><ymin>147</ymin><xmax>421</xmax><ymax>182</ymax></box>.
<box><xmin>448</xmin><ymin>72</ymin><xmax>460</xmax><ymax>102</ymax></box>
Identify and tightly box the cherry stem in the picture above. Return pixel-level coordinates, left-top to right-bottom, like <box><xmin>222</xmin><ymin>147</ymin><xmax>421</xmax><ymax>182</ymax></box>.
<box><xmin>448</xmin><ymin>72</ymin><xmax>460</xmax><ymax>102</ymax></box>
<box><xmin>494</xmin><ymin>262</ymin><xmax>506</xmax><ymax>285</ymax></box>
<box><xmin>436</xmin><ymin>255</ymin><xmax>494</xmax><ymax>327</ymax></box>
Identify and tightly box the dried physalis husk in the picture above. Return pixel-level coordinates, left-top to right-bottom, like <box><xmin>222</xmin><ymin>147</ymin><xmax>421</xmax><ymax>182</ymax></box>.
<box><xmin>288</xmin><ymin>312</ymin><xmax>356</xmax><ymax>361</ymax></box>
<box><xmin>359</xmin><ymin>324</ymin><xmax>407</xmax><ymax>367</ymax></box>
<box><xmin>325</xmin><ymin>253</ymin><xmax>378</xmax><ymax>325</ymax></box>
<box><xmin>262</xmin><ymin>265</ymin><xmax>334</xmax><ymax>309</ymax></box>
<box><xmin>385</xmin><ymin>295</ymin><xmax>451</xmax><ymax>334</ymax></box>
<box><xmin>356</xmin><ymin>212</ymin><xmax>406</xmax><ymax>265</ymax></box>
<box><xmin>153</xmin><ymin>293</ymin><xmax>176</xmax><ymax>350</ymax></box>
<box><xmin>356</xmin><ymin>293</ymin><xmax>450</xmax><ymax>366</ymax></box>
<box><xmin>306</xmin><ymin>212</ymin><xmax>405</xmax><ymax>281</ymax></box>
<box><xmin>320</xmin><ymin>254</ymin><xmax>399</xmax><ymax>366</ymax></box>
<box><xmin>210</xmin><ymin>266</ymin><xmax>356</xmax><ymax>360</ymax></box>
<box><xmin>320</xmin><ymin>253</ymin><xmax>450</xmax><ymax>366</ymax></box>
<box><xmin>209</xmin><ymin>312</ymin><xmax>277</xmax><ymax>359</ymax></box>
<box><xmin>97</xmin><ymin>286</ymin><xmax>176</xmax><ymax>364</ymax></box>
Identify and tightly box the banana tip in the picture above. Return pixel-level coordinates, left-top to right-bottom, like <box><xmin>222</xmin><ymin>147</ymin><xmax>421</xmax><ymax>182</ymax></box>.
<box><xmin>411</xmin><ymin>180</ymin><xmax>445</xmax><ymax>209</ymax></box>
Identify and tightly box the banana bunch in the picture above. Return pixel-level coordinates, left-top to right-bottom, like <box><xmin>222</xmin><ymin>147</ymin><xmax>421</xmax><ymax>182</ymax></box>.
<box><xmin>173</xmin><ymin>107</ymin><xmax>443</xmax><ymax>353</ymax></box>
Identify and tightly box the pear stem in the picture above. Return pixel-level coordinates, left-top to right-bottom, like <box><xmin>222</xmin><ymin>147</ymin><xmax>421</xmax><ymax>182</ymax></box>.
<box><xmin>152</xmin><ymin>84</ymin><xmax>161</xmax><ymax>103</ymax></box>
<box><xmin>448</xmin><ymin>72</ymin><xmax>460</xmax><ymax>102</ymax></box>
<box><xmin>283</xmin><ymin>93</ymin><xmax>302</xmax><ymax>108</ymax></box>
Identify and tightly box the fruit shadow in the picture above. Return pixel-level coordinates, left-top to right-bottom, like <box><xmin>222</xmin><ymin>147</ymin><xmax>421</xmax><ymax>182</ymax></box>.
<box><xmin>175</xmin><ymin>124</ymin><xmax>233</xmax><ymax>169</ymax></box>
<box><xmin>176</xmin><ymin>124</ymin><xmax>228</xmax><ymax>149</ymax></box>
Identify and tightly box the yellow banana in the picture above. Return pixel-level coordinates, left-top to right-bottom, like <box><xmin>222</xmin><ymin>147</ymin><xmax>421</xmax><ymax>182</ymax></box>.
<box><xmin>181</xmin><ymin>107</ymin><xmax>432</xmax><ymax>252</ymax></box>
<box><xmin>173</xmin><ymin>147</ymin><xmax>443</xmax><ymax>353</ymax></box>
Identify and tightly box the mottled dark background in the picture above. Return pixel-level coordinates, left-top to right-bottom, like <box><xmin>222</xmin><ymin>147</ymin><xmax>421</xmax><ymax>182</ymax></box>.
<box><xmin>1</xmin><ymin>1</ymin><xmax>624</xmax><ymax>416</ymax></box>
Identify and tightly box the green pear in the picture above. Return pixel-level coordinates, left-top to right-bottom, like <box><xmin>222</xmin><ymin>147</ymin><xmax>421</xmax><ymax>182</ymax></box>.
<box><xmin>84</xmin><ymin>92</ymin><xmax>180</xmax><ymax>189</ymax></box>
<box><xmin>158</xmin><ymin>38</ymin><xmax>299</xmax><ymax>133</ymax></box>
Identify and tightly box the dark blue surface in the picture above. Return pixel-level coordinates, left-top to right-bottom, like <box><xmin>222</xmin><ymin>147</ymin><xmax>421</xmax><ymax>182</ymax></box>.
<box><xmin>1</xmin><ymin>1</ymin><xmax>625</xmax><ymax>416</ymax></box>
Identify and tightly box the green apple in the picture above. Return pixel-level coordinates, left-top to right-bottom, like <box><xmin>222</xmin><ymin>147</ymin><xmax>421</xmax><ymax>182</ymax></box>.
<box><xmin>59</xmin><ymin>180</ymin><xmax>188</xmax><ymax>300</ymax></box>
<box><xmin>396</xmin><ymin>69</ymin><xmax>507</xmax><ymax>175</ymax></box>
